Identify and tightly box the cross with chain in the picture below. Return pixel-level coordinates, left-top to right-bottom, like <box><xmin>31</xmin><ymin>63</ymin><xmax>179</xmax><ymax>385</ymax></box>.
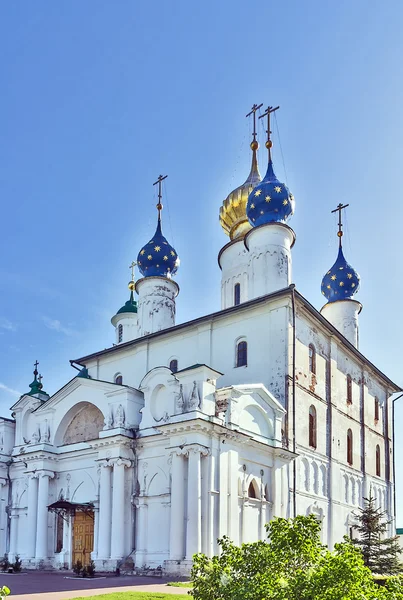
<box><xmin>129</xmin><ymin>261</ymin><xmax>137</xmax><ymax>281</ymax></box>
<box><xmin>331</xmin><ymin>202</ymin><xmax>349</xmax><ymax>247</ymax></box>
<box><xmin>246</xmin><ymin>103</ymin><xmax>263</xmax><ymax>142</ymax></box>
<box><xmin>259</xmin><ymin>105</ymin><xmax>280</xmax><ymax>161</ymax></box>
<box><xmin>153</xmin><ymin>174</ymin><xmax>168</xmax><ymax>218</ymax></box>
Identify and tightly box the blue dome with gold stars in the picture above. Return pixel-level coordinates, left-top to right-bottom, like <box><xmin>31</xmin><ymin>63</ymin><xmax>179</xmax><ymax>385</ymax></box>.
<box><xmin>246</xmin><ymin>160</ymin><xmax>294</xmax><ymax>226</ymax></box>
<box><xmin>321</xmin><ymin>246</ymin><xmax>360</xmax><ymax>302</ymax></box>
<box><xmin>137</xmin><ymin>218</ymin><xmax>179</xmax><ymax>278</ymax></box>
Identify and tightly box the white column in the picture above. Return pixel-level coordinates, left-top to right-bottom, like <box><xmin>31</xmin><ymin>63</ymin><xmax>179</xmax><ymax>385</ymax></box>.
<box><xmin>35</xmin><ymin>471</ymin><xmax>54</xmax><ymax>559</ymax></box>
<box><xmin>0</xmin><ymin>479</ymin><xmax>7</xmax><ymax>558</ymax></box>
<box><xmin>228</xmin><ymin>450</ymin><xmax>239</xmax><ymax>544</ymax></box>
<box><xmin>63</xmin><ymin>515</ymin><xmax>72</xmax><ymax>567</ymax></box>
<box><xmin>26</xmin><ymin>474</ymin><xmax>39</xmax><ymax>558</ymax></box>
<box><xmin>98</xmin><ymin>462</ymin><xmax>112</xmax><ymax>559</ymax></box>
<box><xmin>273</xmin><ymin>457</ymin><xmax>284</xmax><ymax>517</ymax></box>
<box><xmin>169</xmin><ymin>451</ymin><xmax>185</xmax><ymax>560</ymax></box>
<box><xmin>111</xmin><ymin>459</ymin><xmax>130</xmax><ymax>559</ymax></box>
<box><xmin>219</xmin><ymin>449</ymin><xmax>229</xmax><ymax>538</ymax></box>
<box><xmin>92</xmin><ymin>508</ymin><xmax>99</xmax><ymax>559</ymax></box>
<box><xmin>8</xmin><ymin>512</ymin><xmax>18</xmax><ymax>562</ymax></box>
<box><xmin>186</xmin><ymin>446</ymin><xmax>202</xmax><ymax>559</ymax></box>
<box><xmin>135</xmin><ymin>500</ymin><xmax>148</xmax><ymax>567</ymax></box>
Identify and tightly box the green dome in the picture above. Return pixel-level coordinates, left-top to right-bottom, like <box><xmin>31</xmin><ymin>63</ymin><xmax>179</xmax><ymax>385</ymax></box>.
<box><xmin>116</xmin><ymin>291</ymin><xmax>138</xmax><ymax>315</ymax></box>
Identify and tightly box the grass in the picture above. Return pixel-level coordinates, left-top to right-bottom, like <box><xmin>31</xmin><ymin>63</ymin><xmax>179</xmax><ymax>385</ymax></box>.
<box><xmin>166</xmin><ymin>582</ymin><xmax>193</xmax><ymax>588</ymax></box>
<box><xmin>69</xmin><ymin>593</ymin><xmax>188</xmax><ymax>600</ymax></box>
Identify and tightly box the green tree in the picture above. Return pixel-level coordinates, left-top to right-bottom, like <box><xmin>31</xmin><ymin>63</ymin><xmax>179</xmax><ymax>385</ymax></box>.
<box><xmin>351</xmin><ymin>493</ymin><xmax>402</xmax><ymax>575</ymax></box>
<box><xmin>191</xmin><ymin>514</ymin><xmax>403</xmax><ymax>600</ymax></box>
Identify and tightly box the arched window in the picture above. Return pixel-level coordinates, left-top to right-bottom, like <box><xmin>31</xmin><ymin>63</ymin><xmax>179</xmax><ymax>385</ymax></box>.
<box><xmin>376</xmin><ymin>444</ymin><xmax>381</xmax><ymax>477</ymax></box>
<box><xmin>169</xmin><ymin>359</ymin><xmax>178</xmax><ymax>373</ymax></box>
<box><xmin>309</xmin><ymin>344</ymin><xmax>316</xmax><ymax>375</ymax></box>
<box><xmin>375</xmin><ymin>397</ymin><xmax>379</xmax><ymax>422</ymax></box>
<box><xmin>236</xmin><ymin>340</ymin><xmax>247</xmax><ymax>367</ymax></box>
<box><xmin>118</xmin><ymin>324</ymin><xmax>123</xmax><ymax>343</ymax></box>
<box><xmin>248</xmin><ymin>480</ymin><xmax>259</xmax><ymax>499</ymax></box>
<box><xmin>234</xmin><ymin>283</ymin><xmax>241</xmax><ymax>306</ymax></box>
<box><xmin>309</xmin><ymin>405</ymin><xmax>317</xmax><ymax>448</ymax></box>
<box><xmin>347</xmin><ymin>375</ymin><xmax>352</xmax><ymax>404</ymax></box>
<box><xmin>347</xmin><ymin>429</ymin><xmax>353</xmax><ymax>465</ymax></box>
<box><xmin>115</xmin><ymin>374</ymin><xmax>123</xmax><ymax>385</ymax></box>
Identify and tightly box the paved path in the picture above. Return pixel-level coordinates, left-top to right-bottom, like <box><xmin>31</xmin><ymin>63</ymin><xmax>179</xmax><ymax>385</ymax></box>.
<box><xmin>11</xmin><ymin>583</ymin><xmax>189</xmax><ymax>600</ymax></box>
<box><xmin>0</xmin><ymin>572</ymin><xmax>190</xmax><ymax>600</ymax></box>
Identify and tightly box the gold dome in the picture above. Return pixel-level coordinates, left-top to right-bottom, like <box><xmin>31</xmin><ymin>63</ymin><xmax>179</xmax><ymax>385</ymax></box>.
<box><xmin>219</xmin><ymin>142</ymin><xmax>261</xmax><ymax>240</ymax></box>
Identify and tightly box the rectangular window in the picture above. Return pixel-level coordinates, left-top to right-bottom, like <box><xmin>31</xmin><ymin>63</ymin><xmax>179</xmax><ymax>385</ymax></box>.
<box><xmin>234</xmin><ymin>283</ymin><xmax>241</xmax><ymax>306</ymax></box>
<box><xmin>55</xmin><ymin>514</ymin><xmax>64</xmax><ymax>553</ymax></box>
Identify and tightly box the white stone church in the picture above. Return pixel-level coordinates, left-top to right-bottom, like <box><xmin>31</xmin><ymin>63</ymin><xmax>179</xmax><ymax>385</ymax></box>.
<box><xmin>0</xmin><ymin>106</ymin><xmax>399</xmax><ymax>574</ymax></box>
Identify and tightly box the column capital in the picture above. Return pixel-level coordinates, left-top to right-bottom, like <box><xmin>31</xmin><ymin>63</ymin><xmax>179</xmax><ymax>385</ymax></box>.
<box><xmin>98</xmin><ymin>459</ymin><xmax>113</xmax><ymax>469</ymax></box>
<box><xmin>38</xmin><ymin>470</ymin><xmax>55</xmax><ymax>479</ymax></box>
<box><xmin>186</xmin><ymin>444</ymin><xmax>210</xmax><ymax>457</ymax></box>
<box><xmin>111</xmin><ymin>458</ymin><xmax>132</xmax><ymax>468</ymax></box>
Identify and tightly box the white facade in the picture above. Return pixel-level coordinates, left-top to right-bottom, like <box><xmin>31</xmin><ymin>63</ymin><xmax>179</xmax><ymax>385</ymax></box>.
<box><xmin>0</xmin><ymin>145</ymin><xmax>399</xmax><ymax>575</ymax></box>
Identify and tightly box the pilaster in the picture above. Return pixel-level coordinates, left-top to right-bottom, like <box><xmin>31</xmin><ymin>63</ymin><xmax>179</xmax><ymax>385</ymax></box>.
<box><xmin>110</xmin><ymin>459</ymin><xmax>131</xmax><ymax>559</ymax></box>
<box><xmin>97</xmin><ymin>461</ymin><xmax>112</xmax><ymax>560</ymax></box>
<box><xmin>35</xmin><ymin>470</ymin><xmax>54</xmax><ymax>560</ymax></box>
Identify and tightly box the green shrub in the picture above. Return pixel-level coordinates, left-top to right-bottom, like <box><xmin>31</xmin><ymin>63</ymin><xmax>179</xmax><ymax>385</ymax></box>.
<box><xmin>12</xmin><ymin>554</ymin><xmax>22</xmax><ymax>573</ymax></box>
<box><xmin>86</xmin><ymin>560</ymin><xmax>96</xmax><ymax>577</ymax></box>
<box><xmin>0</xmin><ymin>586</ymin><xmax>10</xmax><ymax>599</ymax></box>
<box><xmin>191</xmin><ymin>514</ymin><xmax>403</xmax><ymax>600</ymax></box>
<box><xmin>0</xmin><ymin>556</ymin><xmax>10</xmax><ymax>574</ymax></box>
<box><xmin>72</xmin><ymin>559</ymin><xmax>83</xmax><ymax>576</ymax></box>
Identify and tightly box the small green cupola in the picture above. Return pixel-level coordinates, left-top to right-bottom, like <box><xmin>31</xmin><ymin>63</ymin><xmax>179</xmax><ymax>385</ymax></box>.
<box><xmin>111</xmin><ymin>263</ymin><xmax>139</xmax><ymax>345</ymax></box>
<box><xmin>26</xmin><ymin>361</ymin><xmax>50</xmax><ymax>400</ymax></box>
<box><xmin>116</xmin><ymin>290</ymin><xmax>138</xmax><ymax>316</ymax></box>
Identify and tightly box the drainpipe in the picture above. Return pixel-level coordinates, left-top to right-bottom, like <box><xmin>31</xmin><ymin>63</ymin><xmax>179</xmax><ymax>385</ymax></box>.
<box><xmin>290</xmin><ymin>284</ymin><xmax>297</xmax><ymax>518</ymax></box>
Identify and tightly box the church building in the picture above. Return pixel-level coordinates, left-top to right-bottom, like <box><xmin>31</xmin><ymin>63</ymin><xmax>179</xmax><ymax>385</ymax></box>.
<box><xmin>0</xmin><ymin>105</ymin><xmax>399</xmax><ymax>574</ymax></box>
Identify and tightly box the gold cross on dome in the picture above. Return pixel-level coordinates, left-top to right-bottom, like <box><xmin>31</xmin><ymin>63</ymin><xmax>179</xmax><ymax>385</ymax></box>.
<box><xmin>129</xmin><ymin>261</ymin><xmax>137</xmax><ymax>281</ymax></box>
<box><xmin>331</xmin><ymin>202</ymin><xmax>349</xmax><ymax>247</ymax></box>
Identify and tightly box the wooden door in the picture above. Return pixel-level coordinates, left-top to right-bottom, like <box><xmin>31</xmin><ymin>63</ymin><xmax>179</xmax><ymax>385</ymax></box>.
<box><xmin>72</xmin><ymin>511</ymin><xmax>94</xmax><ymax>567</ymax></box>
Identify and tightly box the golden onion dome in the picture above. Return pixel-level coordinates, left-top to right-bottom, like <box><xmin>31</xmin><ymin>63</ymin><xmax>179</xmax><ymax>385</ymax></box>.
<box><xmin>219</xmin><ymin>141</ymin><xmax>261</xmax><ymax>240</ymax></box>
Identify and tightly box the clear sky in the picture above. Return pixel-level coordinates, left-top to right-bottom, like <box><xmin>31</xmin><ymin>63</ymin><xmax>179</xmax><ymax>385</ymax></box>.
<box><xmin>1</xmin><ymin>1</ymin><xmax>403</xmax><ymax>522</ymax></box>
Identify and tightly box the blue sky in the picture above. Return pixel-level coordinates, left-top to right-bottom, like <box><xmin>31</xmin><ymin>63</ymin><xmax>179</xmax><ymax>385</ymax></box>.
<box><xmin>1</xmin><ymin>1</ymin><xmax>403</xmax><ymax>522</ymax></box>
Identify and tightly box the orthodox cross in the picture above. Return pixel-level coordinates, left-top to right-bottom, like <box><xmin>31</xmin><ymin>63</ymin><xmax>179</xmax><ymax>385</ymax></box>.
<box><xmin>246</xmin><ymin>103</ymin><xmax>263</xmax><ymax>142</ymax></box>
<box><xmin>38</xmin><ymin>374</ymin><xmax>43</xmax><ymax>388</ymax></box>
<box><xmin>129</xmin><ymin>261</ymin><xmax>137</xmax><ymax>281</ymax></box>
<box><xmin>259</xmin><ymin>105</ymin><xmax>280</xmax><ymax>161</ymax></box>
<box><xmin>331</xmin><ymin>202</ymin><xmax>349</xmax><ymax>247</ymax></box>
<box><xmin>153</xmin><ymin>174</ymin><xmax>168</xmax><ymax>218</ymax></box>
<box><xmin>33</xmin><ymin>360</ymin><xmax>39</xmax><ymax>377</ymax></box>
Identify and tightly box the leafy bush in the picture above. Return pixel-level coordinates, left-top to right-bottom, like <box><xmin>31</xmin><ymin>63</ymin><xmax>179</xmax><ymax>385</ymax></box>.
<box><xmin>12</xmin><ymin>554</ymin><xmax>22</xmax><ymax>573</ymax></box>
<box><xmin>0</xmin><ymin>556</ymin><xmax>10</xmax><ymax>574</ymax></box>
<box><xmin>191</xmin><ymin>514</ymin><xmax>403</xmax><ymax>600</ymax></box>
<box><xmin>72</xmin><ymin>559</ymin><xmax>83</xmax><ymax>576</ymax></box>
<box><xmin>0</xmin><ymin>586</ymin><xmax>10</xmax><ymax>599</ymax></box>
<box><xmin>86</xmin><ymin>560</ymin><xmax>96</xmax><ymax>577</ymax></box>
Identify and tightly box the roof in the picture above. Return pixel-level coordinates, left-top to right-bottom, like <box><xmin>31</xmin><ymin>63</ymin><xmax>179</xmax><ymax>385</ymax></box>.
<box><xmin>72</xmin><ymin>285</ymin><xmax>401</xmax><ymax>392</ymax></box>
<box><xmin>176</xmin><ymin>363</ymin><xmax>224</xmax><ymax>375</ymax></box>
<box><xmin>397</xmin><ymin>528</ymin><xmax>403</xmax><ymax>535</ymax></box>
